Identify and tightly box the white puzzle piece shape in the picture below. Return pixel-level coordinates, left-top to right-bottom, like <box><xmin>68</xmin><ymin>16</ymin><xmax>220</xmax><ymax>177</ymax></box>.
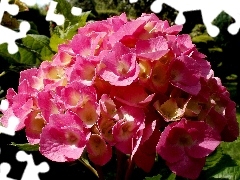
<box><xmin>0</xmin><ymin>162</ymin><xmax>16</xmax><ymax>180</ymax></box>
<box><xmin>0</xmin><ymin>100</ymin><xmax>19</xmax><ymax>136</ymax></box>
<box><xmin>0</xmin><ymin>0</ymin><xmax>30</xmax><ymax>54</ymax></box>
<box><xmin>45</xmin><ymin>0</ymin><xmax>65</xmax><ymax>25</ymax></box>
<box><xmin>129</xmin><ymin>0</ymin><xmax>240</xmax><ymax>37</ymax></box>
<box><xmin>16</xmin><ymin>151</ymin><xmax>49</xmax><ymax>180</ymax></box>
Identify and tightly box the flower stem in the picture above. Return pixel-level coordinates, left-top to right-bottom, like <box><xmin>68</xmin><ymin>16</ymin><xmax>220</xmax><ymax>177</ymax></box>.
<box><xmin>95</xmin><ymin>165</ymin><xmax>104</xmax><ymax>180</ymax></box>
<box><xmin>116</xmin><ymin>149</ymin><xmax>128</xmax><ymax>180</ymax></box>
<box><xmin>124</xmin><ymin>157</ymin><xmax>134</xmax><ymax>180</ymax></box>
<box><xmin>78</xmin><ymin>158</ymin><xmax>99</xmax><ymax>178</ymax></box>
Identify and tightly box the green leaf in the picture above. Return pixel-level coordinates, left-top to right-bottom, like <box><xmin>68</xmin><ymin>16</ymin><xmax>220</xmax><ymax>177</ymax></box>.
<box><xmin>144</xmin><ymin>173</ymin><xmax>176</xmax><ymax>180</ymax></box>
<box><xmin>220</xmin><ymin>136</ymin><xmax>240</xmax><ymax>166</ymax></box>
<box><xmin>48</xmin><ymin>0</ymin><xmax>90</xmax><ymax>53</ymax></box>
<box><xmin>21</xmin><ymin>34</ymin><xmax>54</xmax><ymax>60</ymax></box>
<box><xmin>166</xmin><ymin>173</ymin><xmax>176</xmax><ymax>180</ymax></box>
<box><xmin>145</xmin><ymin>174</ymin><xmax>162</xmax><ymax>180</ymax></box>
<box><xmin>49</xmin><ymin>33</ymin><xmax>66</xmax><ymax>52</ymax></box>
<box><xmin>27</xmin><ymin>21</ymin><xmax>40</xmax><ymax>35</ymax></box>
<box><xmin>203</xmin><ymin>148</ymin><xmax>223</xmax><ymax>170</ymax></box>
<box><xmin>201</xmin><ymin>152</ymin><xmax>240</xmax><ymax>180</ymax></box>
<box><xmin>50</xmin><ymin>10</ymin><xmax>90</xmax><ymax>52</ymax></box>
<box><xmin>0</xmin><ymin>43</ymin><xmax>39</xmax><ymax>66</ymax></box>
<box><xmin>54</xmin><ymin>0</ymin><xmax>78</xmax><ymax>24</ymax></box>
<box><xmin>212</xmin><ymin>166</ymin><xmax>240</xmax><ymax>180</ymax></box>
<box><xmin>64</xmin><ymin>11</ymin><xmax>90</xmax><ymax>40</ymax></box>
<box><xmin>192</xmin><ymin>34</ymin><xmax>214</xmax><ymax>44</ymax></box>
<box><xmin>54</xmin><ymin>0</ymin><xmax>90</xmax><ymax>26</ymax></box>
<box><xmin>0</xmin><ymin>34</ymin><xmax>54</xmax><ymax>66</ymax></box>
<box><xmin>11</xmin><ymin>142</ymin><xmax>39</xmax><ymax>151</ymax></box>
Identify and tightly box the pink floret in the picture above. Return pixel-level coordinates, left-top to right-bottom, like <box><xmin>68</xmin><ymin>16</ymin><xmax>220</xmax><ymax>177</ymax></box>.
<box><xmin>98</xmin><ymin>42</ymin><xmax>140</xmax><ymax>86</ymax></box>
<box><xmin>86</xmin><ymin>134</ymin><xmax>112</xmax><ymax>166</ymax></box>
<box><xmin>40</xmin><ymin>111</ymin><xmax>90</xmax><ymax>162</ymax></box>
<box><xmin>157</xmin><ymin>119</ymin><xmax>221</xmax><ymax>179</ymax></box>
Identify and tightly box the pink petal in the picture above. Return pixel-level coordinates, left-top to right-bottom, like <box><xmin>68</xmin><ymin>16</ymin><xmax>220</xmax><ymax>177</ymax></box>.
<box><xmin>133</xmin><ymin>123</ymin><xmax>161</xmax><ymax>172</ymax></box>
<box><xmin>40</xmin><ymin>112</ymin><xmax>90</xmax><ymax>162</ymax></box>
<box><xmin>167</xmin><ymin>156</ymin><xmax>206</xmax><ymax>179</ymax></box>
<box><xmin>25</xmin><ymin>111</ymin><xmax>46</xmax><ymax>144</ymax></box>
<box><xmin>87</xmin><ymin>134</ymin><xmax>112</xmax><ymax>166</ymax></box>
<box><xmin>40</xmin><ymin>126</ymin><xmax>87</xmax><ymax>162</ymax></box>
<box><xmin>38</xmin><ymin>91</ymin><xmax>59</xmax><ymax>122</ymax></box>
<box><xmin>99</xmin><ymin>50</ymin><xmax>140</xmax><ymax>86</ymax></box>
<box><xmin>156</xmin><ymin>123</ymin><xmax>188</xmax><ymax>163</ymax></box>
<box><xmin>136</xmin><ymin>36</ymin><xmax>169</xmax><ymax>60</ymax></box>
<box><xmin>110</xmin><ymin>83</ymin><xmax>155</xmax><ymax>107</ymax></box>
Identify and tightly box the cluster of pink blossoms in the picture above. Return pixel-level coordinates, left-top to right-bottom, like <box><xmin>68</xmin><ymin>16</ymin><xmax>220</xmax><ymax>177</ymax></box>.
<box><xmin>0</xmin><ymin>13</ymin><xmax>239</xmax><ymax>179</ymax></box>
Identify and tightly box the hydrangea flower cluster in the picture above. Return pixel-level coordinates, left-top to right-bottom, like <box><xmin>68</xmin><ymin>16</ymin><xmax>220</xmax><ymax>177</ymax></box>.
<box><xmin>0</xmin><ymin>13</ymin><xmax>239</xmax><ymax>179</ymax></box>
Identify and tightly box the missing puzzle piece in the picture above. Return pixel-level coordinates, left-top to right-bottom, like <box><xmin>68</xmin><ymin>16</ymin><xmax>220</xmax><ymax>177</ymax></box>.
<box><xmin>0</xmin><ymin>21</ymin><xmax>30</xmax><ymax>54</ymax></box>
<box><xmin>0</xmin><ymin>100</ymin><xmax>19</xmax><ymax>136</ymax></box>
<box><xmin>0</xmin><ymin>150</ymin><xmax>49</xmax><ymax>180</ymax></box>
<box><xmin>0</xmin><ymin>162</ymin><xmax>16</xmax><ymax>180</ymax></box>
<box><xmin>0</xmin><ymin>0</ymin><xmax>19</xmax><ymax>20</ymax></box>
<box><xmin>16</xmin><ymin>151</ymin><xmax>49</xmax><ymax>180</ymax></box>
<box><xmin>0</xmin><ymin>0</ymin><xmax>30</xmax><ymax>54</ymax></box>
<box><xmin>46</xmin><ymin>0</ymin><xmax>83</xmax><ymax>25</ymax></box>
<box><xmin>150</xmin><ymin>0</ymin><xmax>240</xmax><ymax>37</ymax></box>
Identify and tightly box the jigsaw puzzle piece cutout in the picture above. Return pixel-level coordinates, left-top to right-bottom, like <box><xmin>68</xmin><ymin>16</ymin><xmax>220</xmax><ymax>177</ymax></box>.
<box><xmin>201</xmin><ymin>7</ymin><xmax>221</xmax><ymax>37</ymax></box>
<box><xmin>150</xmin><ymin>0</ymin><xmax>203</xmax><ymax>24</ymax></box>
<box><xmin>150</xmin><ymin>0</ymin><xmax>187</xmax><ymax>26</ymax></box>
<box><xmin>0</xmin><ymin>0</ymin><xmax>31</xmax><ymax>54</ymax></box>
<box><xmin>46</xmin><ymin>0</ymin><xmax>83</xmax><ymax>25</ymax></box>
<box><xmin>0</xmin><ymin>100</ymin><xmax>20</xmax><ymax>136</ymax></box>
<box><xmin>151</xmin><ymin>0</ymin><xmax>240</xmax><ymax>36</ymax></box>
<box><xmin>0</xmin><ymin>21</ymin><xmax>30</xmax><ymax>54</ymax></box>
<box><xmin>129</xmin><ymin>0</ymin><xmax>138</xmax><ymax>3</ymax></box>
<box><xmin>71</xmin><ymin>6</ymin><xmax>82</xmax><ymax>16</ymax></box>
<box><xmin>223</xmin><ymin>1</ymin><xmax>240</xmax><ymax>35</ymax></box>
<box><xmin>0</xmin><ymin>115</ymin><xmax>19</xmax><ymax>136</ymax></box>
<box><xmin>150</xmin><ymin>0</ymin><xmax>222</xmax><ymax>36</ymax></box>
<box><xmin>0</xmin><ymin>99</ymin><xmax>9</xmax><ymax>112</ymax></box>
<box><xmin>151</xmin><ymin>0</ymin><xmax>201</xmax><ymax>14</ymax></box>
<box><xmin>227</xmin><ymin>14</ymin><xmax>240</xmax><ymax>35</ymax></box>
<box><xmin>150</xmin><ymin>0</ymin><xmax>164</xmax><ymax>13</ymax></box>
<box><xmin>0</xmin><ymin>162</ymin><xmax>16</xmax><ymax>180</ymax></box>
<box><xmin>46</xmin><ymin>0</ymin><xmax>65</xmax><ymax>25</ymax></box>
<box><xmin>16</xmin><ymin>151</ymin><xmax>49</xmax><ymax>180</ymax></box>
<box><xmin>0</xmin><ymin>0</ymin><xmax>19</xmax><ymax>22</ymax></box>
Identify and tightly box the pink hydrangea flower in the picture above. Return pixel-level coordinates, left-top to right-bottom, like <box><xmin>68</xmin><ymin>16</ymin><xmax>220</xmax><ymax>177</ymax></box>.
<box><xmin>0</xmin><ymin>12</ymin><xmax>238</xmax><ymax>179</ymax></box>
<box><xmin>156</xmin><ymin>119</ymin><xmax>221</xmax><ymax>179</ymax></box>
<box><xmin>86</xmin><ymin>134</ymin><xmax>112</xmax><ymax>166</ymax></box>
<box><xmin>25</xmin><ymin>110</ymin><xmax>46</xmax><ymax>144</ymax></box>
<box><xmin>112</xmin><ymin>105</ymin><xmax>145</xmax><ymax>154</ymax></box>
<box><xmin>40</xmin><ymin>111</ymin><xmax>90</xmax><ymax>162</ymax></box>
<box><xmin>98</xmin><ymin>42</ymin><xmax>140</xmax><ymax>86</ymax></box>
